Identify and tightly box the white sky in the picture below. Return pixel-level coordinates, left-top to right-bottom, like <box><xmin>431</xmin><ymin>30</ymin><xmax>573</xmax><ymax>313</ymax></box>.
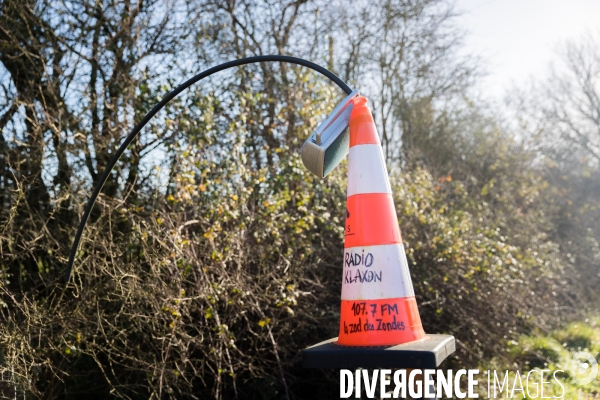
<box><xmin>456</xmin><ymin>0</ymin><xmax>600</xmax><ymax>99</ymax></box>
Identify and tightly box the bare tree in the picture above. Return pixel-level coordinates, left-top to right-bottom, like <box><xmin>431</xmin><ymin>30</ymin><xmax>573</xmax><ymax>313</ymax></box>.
<box><xmin>537</xmin><ymin>32</ymin><xmax>600</xmax><ymax>166</ymax></box>
<box><xmin>513</xmin><ymin>31</ymin><xmax>600</xmax><ymax>285</ymax></box>
<box><xmin>186</xmin><ymin>0</ymin><xmax>477</xmax><ymax>171</ymax></box>
<box><xmin>0</xmin><ymin>0</ymin><xmax>189</xmax><ymax>211</ymax></box>
<box><xmin>331</xmin><ymin>0</ymin><xmax>477</xmax><ymax>165</ymax></box>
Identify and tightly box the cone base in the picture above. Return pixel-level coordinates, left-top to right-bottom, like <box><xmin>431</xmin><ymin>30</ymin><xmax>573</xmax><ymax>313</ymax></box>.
<box><xmin>302</xmin><ymin>334</ymin><xmax>455</xmax><ymax>369</ymax></box>
<box><xmin>337</xmin><ymin>296</ymin><xmax>425</xmax><ymax>346</ymax></box>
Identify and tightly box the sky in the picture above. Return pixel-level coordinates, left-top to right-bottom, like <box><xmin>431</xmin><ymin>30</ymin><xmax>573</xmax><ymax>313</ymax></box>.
<box><xmin>456</xmin><ymin>0</ymin><xmax>600</xmax><ymax>99</ymax></box>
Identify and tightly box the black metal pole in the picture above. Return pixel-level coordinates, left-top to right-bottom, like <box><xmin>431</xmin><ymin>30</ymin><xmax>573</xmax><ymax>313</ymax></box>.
<box><xmin>64</xmin><ymin>55</ymin><xmax>352</xmax><ymax>282</ymax></box>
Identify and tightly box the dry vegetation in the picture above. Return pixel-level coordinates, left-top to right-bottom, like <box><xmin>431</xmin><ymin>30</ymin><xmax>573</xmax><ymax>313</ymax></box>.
<box><xmin>0</xmin><ymin>0</ymin><xmax>599</xmax><ymax>398</ymax></box>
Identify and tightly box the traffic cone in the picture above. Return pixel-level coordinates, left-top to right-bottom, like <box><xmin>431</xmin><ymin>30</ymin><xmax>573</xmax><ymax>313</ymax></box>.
<box><xmin>337</xmin><ymin>96</ymin><xmax>426</xmax><ymax>346</ymax></box>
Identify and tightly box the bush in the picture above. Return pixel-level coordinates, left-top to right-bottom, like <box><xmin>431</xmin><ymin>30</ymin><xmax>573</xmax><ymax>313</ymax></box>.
<box><xmin>1</xmin><ymin>133</ymin><xmax>594</xmax><ymax>397</ymax></box>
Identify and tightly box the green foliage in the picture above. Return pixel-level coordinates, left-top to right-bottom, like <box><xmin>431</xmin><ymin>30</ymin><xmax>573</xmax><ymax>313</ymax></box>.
<box><xmin>391</xmin><ymin>164</ymin><xmax>590</xmax><ymax>363</ymax></box>
<box><xmin>0</xmin><ymin>0</ymin><xmax>599</xmax><ymax>397</ymax></box>
<box><xmin>480</xmin><ymin>318</ymin><xmax>600</xmax><ymax>399</ymax></box>
<box><xmin>1</xmin><ymin>78</ymin><xmax>598</xmax><ymax>398</ymax></box>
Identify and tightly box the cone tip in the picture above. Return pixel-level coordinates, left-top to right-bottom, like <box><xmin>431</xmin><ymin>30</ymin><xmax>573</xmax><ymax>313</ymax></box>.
<box><xmin>352</xmin><ymin>96</ymin><xmax>368</xmax><ymax>107</ymax></box>
<box><xmin>349</xmin><ymin>96</ymin><xmax>373</xmax><ymax>124</ymax></box>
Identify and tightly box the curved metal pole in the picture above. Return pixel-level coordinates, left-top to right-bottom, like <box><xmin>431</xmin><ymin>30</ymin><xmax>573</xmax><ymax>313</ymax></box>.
<box><xmin>65</xmin><ymin>55</ymin><xmax>353</xmax><ymax>282</ymax></box>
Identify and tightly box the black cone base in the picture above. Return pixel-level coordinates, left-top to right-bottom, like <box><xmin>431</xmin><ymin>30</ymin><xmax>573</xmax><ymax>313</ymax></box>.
<box><xmin>302</xmin><ymin>334</ymin><xmax>455</xmax><ymax>369</ymax></box>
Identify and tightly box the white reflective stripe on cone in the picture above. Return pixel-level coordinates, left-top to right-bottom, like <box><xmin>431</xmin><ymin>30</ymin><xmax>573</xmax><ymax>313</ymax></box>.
<box><xmin>347</xmin><ymin>144</ymin><xmax>392</xmax><ymax>196</ymax></box>
<box><xmin>341</xmin><ymin>243</ymin><xmax>416</xmax><ymax>300</ymax></box>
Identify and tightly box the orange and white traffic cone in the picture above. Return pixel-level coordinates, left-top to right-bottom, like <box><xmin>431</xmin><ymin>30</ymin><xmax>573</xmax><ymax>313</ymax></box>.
<box><xmin>337</xmin><ymin>96</ymin><xmax>426</xmax><ymax>346</ymax></box>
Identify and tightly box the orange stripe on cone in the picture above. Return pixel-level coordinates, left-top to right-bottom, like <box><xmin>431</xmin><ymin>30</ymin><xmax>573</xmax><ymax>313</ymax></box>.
<box><xmin>349</xmin><ymin>97</ymin><xmax>379</xmax><ymax>147</ymax></box>
<box><xmin>337</xmin><ymin>297</ymin><xmax>426</xmax><ymax>346</ymax></box>
<box><xmin>344</xmin><ymin>194</ymin><xmax>402</xmax><ymax>248</ymax></box>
